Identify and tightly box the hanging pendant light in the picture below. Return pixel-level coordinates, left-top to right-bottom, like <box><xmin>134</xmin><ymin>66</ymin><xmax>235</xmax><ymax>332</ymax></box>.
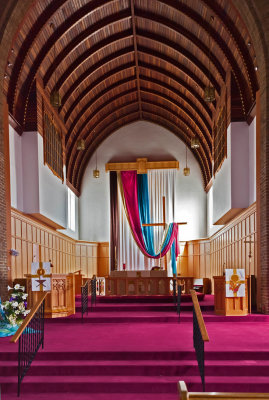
<box><xmin>183</xmin><ymin>145</ymin><xmax>190</xmax><ymax>176</ymax></box>
<box><xmin>191</xmin><ymin>137</ymin><xmax>200</xmax><ymax>149</ymax></box>
<box><xmin>93</xmin><ymin>151</ymin><xmax>100</xmax><ymax>178</ymax></box>
<box><xmin>77</xmin><ymin>139</ymin><xmax>85</xmax><ymax>151</ymax></box>
<box><xmin>49</xmin><ymin>22</ymin><xmax>61</xmax><ymax>108</ymax></box>
<box><xmin>204</xmin><ymin>16</ymin><xmax>215</xmax><ymax>103</ymax></box>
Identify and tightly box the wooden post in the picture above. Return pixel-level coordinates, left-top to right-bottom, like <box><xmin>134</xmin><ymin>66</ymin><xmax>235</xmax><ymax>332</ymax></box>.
<box><xmin>162</xmin><ymin>196</ymin><xmax>167</xmax><ymax>271</ymax></box>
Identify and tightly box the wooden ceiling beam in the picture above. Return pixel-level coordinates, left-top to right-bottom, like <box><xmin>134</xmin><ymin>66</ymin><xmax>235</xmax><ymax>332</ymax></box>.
<box><xmin>140</xmin><ymin>87</ymin><xmax>211</xmax><ymax>150</ymax></box>
<box><xmin>62</xmin><ymin>46</ymin><xmax>217</xmax><ymax>127</ymax></box>
<box><xmin>63</xmin><ymin>60</ymin><xmax>135</xmax><ymax>122</ymax></box>
<box><xmin>66</xmin><ymin>88</ymin><xmax>211</xmax><ymax>167</ymax></box>
<box><xmin>200</xmin><ymin>0</ymin><xmax>258</xmax><ymax>97</ymax></box>
<box><xmin>14</xmin><ymin>7</ymin><xmax>131</xmax><ymax>123</ymax></box>
<box><xmin>135</xmin><ymin>6</ymin><xmax>251</xmax><ymax>115</ymax></box>
<box><xmin>139</xmin><ymin>76</ymin><xmax>212</xmax><ymax>134</ymax></box>
<box><xmin>138</xmin><ymin>45</ymin><xmax>220</xmax><ymax>95</ymax></box>
<box><xmin>66</xmin><ymin>89</ymin><xmax>138</xmax><ymax>164</ymax></box>
<box><xmin>130</xmin><ymin>0</ymin><xmax>142</xmax><ymax>119</ymax></box>
<box><xmin>45</xmin><ymin>29</ymin><xmax>133</xmax><ymax>89</ymax></box>
<box><xmin>7</xmin><ymin>0</ymin><xmax>69</xmax><ymax>110</ymax></box>
<box><xmin>136</xmin><ymin>27</ymin><xmax>225</xmax><ymax>83</ymax></box>
<box><xmin>65</xmin><ymin>77</ymin><xmax>137</xmax><ymax>145</ymax></box>
<box><xmin>66</xmin><ymin>68</ymin><xmax>212</xmax><ymax>146</ymax></box>
<box><xmin>65</xmin><ymin>71</ymin><xmax>212</xmax><ymax>149</ymax></box>
<box><xmin>138</xmin><ymin>60</ymin><xmax>213</xmax><ymax>118</ymax></box>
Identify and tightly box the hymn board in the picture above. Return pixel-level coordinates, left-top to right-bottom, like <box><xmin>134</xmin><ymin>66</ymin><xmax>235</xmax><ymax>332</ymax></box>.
<box><xmin>106</xmin><ymin>158</ymin><xmax>187</xmax><ymax>271</ymax></box>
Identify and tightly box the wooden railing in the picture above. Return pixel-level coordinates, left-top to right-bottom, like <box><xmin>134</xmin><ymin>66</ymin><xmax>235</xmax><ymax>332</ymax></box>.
<box><xmin>10</xmin><ymin>292</ymin><xmax>47</xmax><ymax>396</ymax></box>
<box><xmin>190</xmin><ymin>290</ymin><xmax>209</xmax><ymax>392</ymax></box>
<box><xmin>178</xmin><ymin>381</ymin><xmax>269</xmax><ymax>400</ymax></box>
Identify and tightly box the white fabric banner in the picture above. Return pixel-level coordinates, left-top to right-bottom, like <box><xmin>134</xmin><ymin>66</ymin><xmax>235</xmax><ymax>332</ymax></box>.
<box><xmin>117</xmin><ymin>169</ymin><xmax>176</xmax><ymax>275</ymax></box>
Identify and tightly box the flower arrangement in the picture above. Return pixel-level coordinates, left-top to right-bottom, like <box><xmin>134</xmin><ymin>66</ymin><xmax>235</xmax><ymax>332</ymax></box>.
<box><xmin>1</xmin><ymin>284</ymin><xmax>30</xmax><ymax>326</ymax></box>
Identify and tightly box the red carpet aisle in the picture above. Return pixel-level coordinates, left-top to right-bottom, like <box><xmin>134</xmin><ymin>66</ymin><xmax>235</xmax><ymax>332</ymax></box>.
<box><xmin>1</xmin><ymin>295</ymin><xmax>269</xmax><ymax>399</ymax></box>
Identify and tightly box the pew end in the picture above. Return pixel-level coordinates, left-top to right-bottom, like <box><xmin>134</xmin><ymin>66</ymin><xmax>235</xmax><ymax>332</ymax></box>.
<box><xmin>178</xmin><ymin>381</ymin><xmax>269</xmax><ymax>400</ymax></box>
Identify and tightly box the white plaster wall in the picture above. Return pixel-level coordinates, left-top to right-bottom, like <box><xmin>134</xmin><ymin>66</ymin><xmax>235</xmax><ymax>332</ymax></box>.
<box><xmin>249</xmin><ymin>117</ymin><xmax>256</xmax><ymax>205</ymax></box>
<box><xmin>231</xmin><ymin>121</ymin><xmax>249</xmax><ymax>208</ymax></box>
<box><xmin>213</xmin><ymin>124</ymin><xmax>232</xmax><ymax>224</ymax></box>
<box><xmin>37</xmin><ymin>134</ymin><xmax>66</xmax><ymax>228</ymax></box>
<box><xmin>9</xmin><ymin>125</ymin><xmax>23</xmax><ymax>211</ymax></box>
<box><xmin>79</xmin><ymin>121</ymin><xmax>207</xmax><ymax>242</ymax></box>
<box><xmin>21</xmin><ymin>131</ymin><xmax>40</xmax><ymax>213</ymax></box>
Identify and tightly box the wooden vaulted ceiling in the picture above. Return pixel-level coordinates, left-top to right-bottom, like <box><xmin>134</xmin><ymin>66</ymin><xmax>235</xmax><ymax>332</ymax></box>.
<box><xmin>4</xmin><ymin>0</ymin><xmax>258</xmax><ymax>193</ymax></box>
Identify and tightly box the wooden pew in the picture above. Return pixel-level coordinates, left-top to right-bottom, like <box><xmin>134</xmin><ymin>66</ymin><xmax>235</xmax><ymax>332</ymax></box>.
<box><xmin>178</xmin><ymin>381</ymin><xmax>269</xmax><ymax>400</ymax></box>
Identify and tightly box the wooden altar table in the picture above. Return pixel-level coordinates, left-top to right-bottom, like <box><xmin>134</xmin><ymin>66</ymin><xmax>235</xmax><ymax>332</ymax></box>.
<box><xmin>106</xmin><ymin>271</ymin><xmax>172</xmax><ymax>296</ymax></box>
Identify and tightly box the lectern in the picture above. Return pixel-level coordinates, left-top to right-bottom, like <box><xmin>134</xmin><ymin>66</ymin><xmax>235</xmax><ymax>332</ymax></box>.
<box><xmin>213</xmin><ymin>275</ymin><xmax>248</xmax><ymax>316</ymax></box>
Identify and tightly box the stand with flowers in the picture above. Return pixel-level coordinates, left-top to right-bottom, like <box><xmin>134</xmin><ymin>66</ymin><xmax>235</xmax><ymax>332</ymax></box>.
<box><xmin>0</xmin><ymin>284</ymin><xmax>30</xmax><ymax>337</ymax></box>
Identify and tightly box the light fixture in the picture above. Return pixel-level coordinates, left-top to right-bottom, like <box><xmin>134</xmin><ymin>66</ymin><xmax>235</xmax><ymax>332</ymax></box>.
<box><xmin>191</xmin><ymin>137</ymin><xmax>200</xmax><ymax>149</ymax></box>
<box><xmin>204</xmin><ymin>16</ymin><xmax>216</xmax><ymax>103</ymax></box>
<box><xmin>183</xmin><ymin>145</ymin><xmax>190</xmax><ymax>176</ymax></box>
<box><xmin>49</xmin><ymin>22</ymin><xmax>61</xmax><ymax>108</ymax></box>
<box><xmin>77</xmin><ymin>139</ymin><xmax>85</xmax><ymax>151</ymax></box>
<box><xmin>93</xmin><ymin>151</ymin><xmax>100</xmax><ymax>178</ymax></box>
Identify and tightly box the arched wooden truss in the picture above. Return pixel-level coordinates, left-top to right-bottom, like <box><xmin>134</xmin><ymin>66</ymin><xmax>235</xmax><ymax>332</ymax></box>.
<box><xmin>4</xmin><ymin>0</ymin><xmax>258</xmax><ymax>193</ymax></box>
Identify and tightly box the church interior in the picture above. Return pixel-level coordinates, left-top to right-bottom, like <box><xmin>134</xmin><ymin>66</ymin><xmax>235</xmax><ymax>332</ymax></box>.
<box><xmin>0</xmin><ymin>0</ymin><xmax>269</xmax><ymax>399</ymax></box>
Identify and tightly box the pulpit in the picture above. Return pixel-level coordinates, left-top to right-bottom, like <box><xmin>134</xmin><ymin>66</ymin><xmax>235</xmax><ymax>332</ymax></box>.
<box><xmin>14</xmin><ymin>273</ymin><xmax>76</xmax><ymax>318</ymax></box>
<box><xmin>213</xmin><ymin>275</ymin><xmax>248</xmax><ymax>316</ymax></box>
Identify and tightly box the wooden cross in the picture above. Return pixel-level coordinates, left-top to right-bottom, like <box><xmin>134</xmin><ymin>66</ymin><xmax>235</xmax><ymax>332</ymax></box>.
<box><xmin>142</xmin><ymin>196</ymin><xmax>187</xmax><ymax>271</ymax></box>
<box><xmin>106</xmin><ymin>158</ymin><xmax>179</xmax><ymax>174</ymax></box>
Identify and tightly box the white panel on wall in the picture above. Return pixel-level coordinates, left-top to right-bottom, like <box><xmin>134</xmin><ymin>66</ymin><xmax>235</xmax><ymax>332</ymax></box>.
<box><xmin>21</xmin><ymin>131</ymin><xmax>40</xmax><ymax>213</ymax></box>
<box><xmin>9</xmin><ymin>125</ymin><xmax>23</xmax><ymax>211</ymax></box>
<box><xmin>79</xmin><ymin>121</ymin><xmax>207</xmax><ymax>242</ymax></box>
<box><xmin>37</xmin><ymin>133</ymin><xmax>67</xmax><ymax>228</ymax></box>
<box><xmin>213</xmin><ymin>124</ymin><xmax>232</xmax><ymax>224</ymax></box>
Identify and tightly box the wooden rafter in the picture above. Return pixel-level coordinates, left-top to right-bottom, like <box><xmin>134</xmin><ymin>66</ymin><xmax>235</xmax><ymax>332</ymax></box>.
<box><xmin>130</xmin><ymin>0</ymin><xmax>142</xmax><ymax>119</ymax></box>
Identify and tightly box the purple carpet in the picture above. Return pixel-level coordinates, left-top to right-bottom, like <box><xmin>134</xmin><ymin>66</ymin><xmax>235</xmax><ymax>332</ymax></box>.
<box><xmin>1</xmin><ymin>294</ymin><xmax>269</xmax><ymax>399</ymax></box>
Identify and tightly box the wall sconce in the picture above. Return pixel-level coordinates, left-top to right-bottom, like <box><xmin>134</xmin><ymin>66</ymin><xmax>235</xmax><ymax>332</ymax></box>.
<box><xmin>93</xmin><ymin>151</ymin><xmax>100</xmax><ymax>178</ymax></box>
<box><xmin>183</xmin><ymin>145</ymin><xmax>190</xmax><ymax>176</ymax></box>
<box><xmin>191</xmin><ymin>137</ymin><xmax>200</xmax><ymax>149</ymax></box>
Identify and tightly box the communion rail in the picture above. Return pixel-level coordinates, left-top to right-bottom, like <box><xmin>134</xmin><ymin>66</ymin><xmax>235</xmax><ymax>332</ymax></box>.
<box><xmin>178</xmin><ymin>381</ymin><xmax>269</xmax><ymax>400</ymax></box>
<box><xmin>10</xmin><ymin>292</ymin><xmax>47</xmax><ymax>396</ymax></box>
<box><xmin>190</xmin><ymin>290</ymin><xmax>209</xmax><ymax>392</ymax></box>
<box><xmin>81</xmin><ymin>280</ymin><xmax>89</xmax><ymax>321</ymax></box>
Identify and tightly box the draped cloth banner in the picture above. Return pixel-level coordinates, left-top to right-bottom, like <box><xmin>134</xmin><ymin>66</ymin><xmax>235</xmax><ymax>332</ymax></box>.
<box><xmin>119</xmin><ymin>171</ymin><xmax>179</xmax><ymax>274</ymax></box>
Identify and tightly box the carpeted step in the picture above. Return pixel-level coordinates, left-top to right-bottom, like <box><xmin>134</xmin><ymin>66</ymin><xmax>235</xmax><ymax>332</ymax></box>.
<box><xmin>76</xmin><ymin>294</ymin><xmax>206</xmax><ymax>303</ymax></box>
<box><xmin>75</xmin><ymin>303</ymin><xmax>215</xmax><ymax>313</ymax></box>
<box><xmin>2</xmin><ymin>359</ymin><xmax>269</xmax><ymax>377</ymax></box>
<box><xmin>2</xmin><ymin>375</ymin><xmax>269</xmax><ymax>394</ymax></box>
<box><xmin>2</xmin><ymin>393</ymin><xmax>179</xmax><ymax>400</ymax></box>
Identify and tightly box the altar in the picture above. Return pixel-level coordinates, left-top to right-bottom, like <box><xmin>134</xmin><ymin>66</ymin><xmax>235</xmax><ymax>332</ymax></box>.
<box><xmin>106</xmin><ymin>270</ymin><xmax>172</xmax><ymax>296</ymax></box>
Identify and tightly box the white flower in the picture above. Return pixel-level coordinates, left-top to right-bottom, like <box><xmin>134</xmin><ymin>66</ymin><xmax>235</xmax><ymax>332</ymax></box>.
<box><xmin>12</xmin><ymin>302</ymin><xmax>18</xmax><ymax>308</ymax></box>
<box><xmin>7</xmin><ymin>285</ymin><xmax>13</xmax><ymax>291</ymax></box>
<box><xmin>22</xmin><ymin>294</ymin><xmax>28</xmax><ymax>299</ymax></box>
<box><xmin>14</xmin><ymin>284</ymin><xmax>20</xmax><ymax>290</ymax></box>
<box><xmin>18</xmin><ymin>302</ymin><xmax>25</xmax><ymax>311</ymax></box>
<box><xmin>8</xmin><ymin>315</ymin><xmax>17</xmax><ymax>326</ymax></box>
<box><xmin>12</xmin><ymin>293</ymin><xmax>17</xmax><ymax>297</ymax></box>
<box><xmin>15</xmin><ymin>310</ymin><xmax>20</xmax><ymax>315</ymax></box>
<box><xmin>23</xmin><ymin>310</ymin><xmax>30</xmax><ymax>316</ymax></box>
<box><xmin>20</xmin><ymin>286</ymin><xmax>25</xmax><ymax>291</ymax></box>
